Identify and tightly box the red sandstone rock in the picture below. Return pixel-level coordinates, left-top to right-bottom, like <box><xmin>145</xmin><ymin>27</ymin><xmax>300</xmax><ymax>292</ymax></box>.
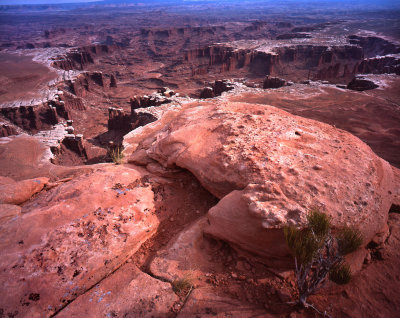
<box><xmin>347</xmin><ymin>76</ymin><xmax>379</xmax><ymax>91</ymax></box>
<box><xmin>0</xmin><ymin>122</ymin><xmax>18</xmax><ymax>137</ymax></box>
<box><xmin>178</xmin><ymin>288</ymin><xmax>268</xmax><ymax>317</ymax></box>
<box><xmin>0</xmin><ymin>203</ymin><xmax>21</xmax><ymax>224</ymax></box>
<box><xmin>0</xmin><ymin>164</ymin><xmax>158</xmax><ymax>317</ymax></box>
<box><xmin>263</xmin><ymin>76</ymin><xmax>287</xmax><ymax>89</ymax></box>
<box><xmin>150</xmin><ymin>218</ymin><xmax>215</xmax><ymax>282</ymax></box>
<box><xmin>0</xmin><ymin>176</ymin><xmax>49</xmax><ymax>205</ymax></box>
<box><xmin>127</xmin><ymin>101</ymin><xmax>395</xmax><ymax>267</ymax></box>
<box><xmin>57</xmin><ymin>263</ymin><xmax>178</xmax><ymax>318</ymax></box>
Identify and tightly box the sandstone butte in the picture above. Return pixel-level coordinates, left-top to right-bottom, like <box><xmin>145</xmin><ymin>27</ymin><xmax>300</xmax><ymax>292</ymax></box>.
<box><xmin>0</xmin><ymin>100</ymin><xmax>398</xmax><ymax>317</ymax></box>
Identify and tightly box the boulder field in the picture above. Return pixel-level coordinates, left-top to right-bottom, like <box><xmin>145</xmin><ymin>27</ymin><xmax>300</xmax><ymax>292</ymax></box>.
<box><xmin>127</xmin><ymin>101</ymin><xmax>396</xmax><ymax>267</ymax></box>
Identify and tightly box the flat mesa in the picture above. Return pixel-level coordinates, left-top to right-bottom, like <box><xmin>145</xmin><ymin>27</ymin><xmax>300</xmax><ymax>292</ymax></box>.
<box><xmin>0</xmin><ymin>53</ymin><xmax>58</xmax><ymax>104</ymax></box>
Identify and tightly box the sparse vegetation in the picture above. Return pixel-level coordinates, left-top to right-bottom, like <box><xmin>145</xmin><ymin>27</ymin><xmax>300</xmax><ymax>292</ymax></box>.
<box><xmin>172</xmin><ymin>277</ymin><xmax>192</xmax><ymax>293</ymax></box>
<box><xmin>109</xmin><ymin>145</ymin><xmax>124</xmax><ymax>165</ymax></box>
<box><xmin>284</xmin><ymin>209</ymin><xmax>363</xmax><ymax>314</ymax></box>
<box><xmin>172</xmin><ymin>272</ymin><xmax>195</xmax><ymax>296</ymax></box>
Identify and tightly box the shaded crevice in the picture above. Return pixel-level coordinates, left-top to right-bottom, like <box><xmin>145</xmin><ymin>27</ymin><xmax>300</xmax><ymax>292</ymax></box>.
<box><xmin>389</xmin><ymin>203</ymin><xmax>400</xmax><ymax>214</ymax></box>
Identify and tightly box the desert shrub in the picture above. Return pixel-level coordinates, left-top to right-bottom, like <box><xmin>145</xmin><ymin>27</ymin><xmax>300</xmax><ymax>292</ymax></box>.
<box><xmin>284</xmin><ymin>209</ymin><xmax>363</xmax><ymax>311</ymax></box>
<box><xmin>337</xmin><ymin>226</ymin><xmax>363</xmax><ymax>255</ymax></box>
<box><xmin>329</xmin><ymin>263</ymin><xmax>351</xmax><ymax>285</ymax></box>
<box><xmin>172</xmin><ymin>277</ymin><xmax>192</xmax><ymax>293</ymax></box>
<box><xmin>109</xmin><ymin>145</ymin><xmax>124</xmax><ymax>165</ymax></box>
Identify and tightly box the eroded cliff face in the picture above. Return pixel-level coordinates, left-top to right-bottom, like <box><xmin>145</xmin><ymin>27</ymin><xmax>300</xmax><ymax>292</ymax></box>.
<box><xmin>354</xmin><ymin>55</ymin><xmax>400</xmax><ymax>75</ymax></box>
<box><xmin>185</xmin><ymin>35</ymin><xmax>400</xmax><ymax>81</ymax></box>
<box><xmin>0</xmin><ymin>122</ymin><xmax>18</xmax><ymax>137</ymax></box>
<box><xmin>51</xmin><ymin>44</ymin><xmax>117</xmax><ymax>71</ymax></box>
<box><xmin>65</xmin><ymin>71</ymin><xmax>117</xmax><ymax>98</ymax></box>
<box><xmin>0</xmin><ymin>103</ymin><xmax>58</xmax><ymax>133</ymax></box>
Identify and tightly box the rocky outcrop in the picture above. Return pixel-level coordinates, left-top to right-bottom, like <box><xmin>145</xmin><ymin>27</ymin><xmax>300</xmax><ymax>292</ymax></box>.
<box><xmin>127</xmin><ymin>101</ymin><xmax>395</xmax><ymax>268</ymax></box>
<box><xmin>52</xmin><ymin>44</ymin><xmax>116</xmax><ymax>71</ymax></box>
<box><xmin>0</xmin><ymin>176</ymin><xmax>49</xmax><ymax>205</ymax></box>
<box><xmin>0</xmin><ymin>122</ymin><xmax>18</xmax><ymax>137</ymax></box>
<box><xmin>0</xmin><ymin>89</ymin><xmax>85</xmax><ymax>134</ymax></box>
<box><xmin>61</xmin><ymin>134</ymin><xmax>87</xmax><ymax>158</ymax></box>
<box><xmin>108</xmin><ymin>107</ymin><xmax>132</xmax><ymax>131</ymax></box>
<box><xmin>178</xmin><ymin>288</ymin><xmax>267</xmax><ymax>317</ymax></box>
<box><xmin>0</xmin><ymin>204</ymin><xmax>21</xmax><ymax>224</ymax></box>
<box><xmin>0</xmin><ymin>165</ymin><xmax>158</xmax><ymax>317</ymax></box>
<box><xmin>200</xmin><ymin>86</ymin><xmax>214</xmax><ymax>99</ymax></box>
<box><xmin>52</xmin><ymin>49</ymin><xmax>94</xmax><ymax>71</ymax></box>
<box><xmin>263</xmin><ymin>76</ymin><xmax>287</xmax><ymax>88</ymax></box>
<box><xmin>130</xmin><ymin>88</ymin><xmax>175</xmax><ymax>110</ymax></box>
<box><xmin>66</xmin><ymin>72</ymin><xmax>117</xmax><ymax>97</ymax></box>
<box><xmin>108</xmin><ymin>107</ymin><xmax>157</xmax><ymax>134</ymax></box>
<box><xmin>186</xmin><ymin>35</ymin><xmax>399</xmax><ymax>81</ymax></box>
<box><xmin>186</xmin><ymin>43</ymin><xmax>364</xmax><ymax>78</ymax></box>
<box><xmin>57</xmin><ymin>263</ymin><xmax>178</xmax><ymax>317</ymax></box>
<box><xmin>200</xmin><ymin>80</ymin><xmax>234</xmax><ymax>98</ymax></box>
<box><xmin>354</xmin><ymin>55</ymin><xmax>400</xmax><ymax>75</ymax></box>
<box><xmin>0</xmin><ymin>103</ymin><xmax>58</xmax><ymax>133</ymax></box>
<box><xmin>185</xmin><ymin>45</ymin><xmax>278</xmax><ymax>75</ymax></box>
<box><xmin>348</xmin><ymin>35</ymin><xmax>400</xmax><ymax>58</ymax></box>
<box><xmin>57</xmin><ymin>91</ymin><xmax>86</xmax><ymax>112</ymax></box>
<box><xmin>347</xmin><ymin>76</ymin><xmax>379</xmax><ymax>91</ymax></box>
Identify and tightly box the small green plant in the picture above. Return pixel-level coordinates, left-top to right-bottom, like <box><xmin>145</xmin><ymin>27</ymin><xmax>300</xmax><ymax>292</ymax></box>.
<box><xmin>284</xmin><ymin>209</ymin><xmax>363</xmax><ymax>313</ymax></box>
<box><xmin>172</xmin><ymin>277</ymin><xmax>192</xmax><ymax>293</ymax></box>
<box><xmin>109</xmin><ymin>145</ymin><xmax>124</xmax><ymax>165</ymax></box>
<box><xmin>172</xmin><ymin>271</ymin><xmax>195</xmax><ymax>296</ymax></box>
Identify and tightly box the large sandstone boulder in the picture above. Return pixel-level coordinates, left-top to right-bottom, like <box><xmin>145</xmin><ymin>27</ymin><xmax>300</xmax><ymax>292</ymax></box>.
<box><xmin>127</xmin><ymin>101</ymin><xmax>395</xmax><ymax>267</ymax></box>
<box><xmin>0</xmin><ymin>164</ymin><xmax>158</xmax><ymax>317</ymax></box>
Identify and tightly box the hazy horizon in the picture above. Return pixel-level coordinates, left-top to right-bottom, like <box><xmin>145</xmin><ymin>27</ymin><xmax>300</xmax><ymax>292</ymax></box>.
<box><xmin>1</xmin><ymin>0</ymin><xmax>399</xmax><ymax>5</ymax></box>
<box><xmin>0</xmin><ymin>0</ymin><xmax>102</xmax><ymax>4</ymax></box>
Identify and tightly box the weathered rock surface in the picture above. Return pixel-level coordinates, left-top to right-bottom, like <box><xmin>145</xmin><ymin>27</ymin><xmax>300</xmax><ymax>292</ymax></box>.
<box><xmin>178</xmin><ymin>288</ymin><xmax>268</xmax><ymax>318</ymax></box>
<box><xmin>200</xmin><ymin>86</ymin><xmax>214</xmax><ymax>99</ymax></box>
<box><xmin>199</xmin><ymin>80</ymin><xmax>235</xmax><ymax>99</ymax></box>
<box><xmin>0</xmin><ymin>122</ymin><xmax>18</xmax><ymax>137</ymax></box>
<box><xmin>128</xmin><ymin>101</ymin><xmax>395</xmax><ymax>267</ymax></box>
<box><xmin>58</xmin><ymin>263</ymin><xmax>178</xmax><ymax>318</ymax></box>
<box><xmin>0</xmin><ymin>135</ymin><xmax>85</xmax><ymax>181</ymax></box>
<box><xmin>347</xmin><ymin>76</ymin><xmax>379</xmax><ymax>91</ymax></box>
<box><xmin>0</xmin><ymin>176</ymin><xmax>49</xmax><ymax>205</ymax></box>
<box><xmin>0</xmin><ymin>164</ymin><xmax>158</xmax><ymax>317</ymax></box>
<box><xmin>0</xmin><ymin>203</ymin><xmax>21</xmax><ymax>224</ymax></box>
<box><xmin>263</xmin><ymin>76</ymin><xmax>287</xmax><ymax>89</ymax></box>
<box><xmin>150</xmin><ymin>218</ymin><xmax>214</xmax><ymax>282</ymax></box>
